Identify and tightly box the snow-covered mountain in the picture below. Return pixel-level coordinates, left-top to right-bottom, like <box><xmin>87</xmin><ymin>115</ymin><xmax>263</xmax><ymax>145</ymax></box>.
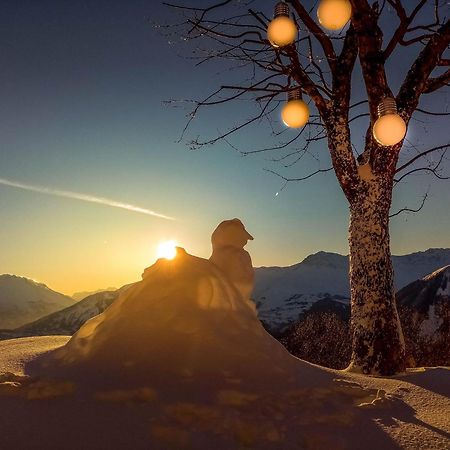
<box><xmin>3</xmin><ymin>248</ymin><xmax>449</xmax><ymax>338</ymax></box>
<box><xmin>254</xmin><ymin>248</ymin><xmax>450</xmax><ymax>331</ymax></box>
<box><xmin>72</xmin><ymin>287</ymin><xmax>117</xmax><ymax>301</ymax></box>
<box><xmin>0</xmin><ymin>275</ymin><xmax>75</xmax><ymax>329</ymax></box>
<box><xmin>397</xmin><ymin>265</ymin><xmax>450</xmax><ymax>337</ymax></box>
<box><xmin>8</xmin><ymin>284</ymin><xmax>133</xmax><ymax>338</ymax></box>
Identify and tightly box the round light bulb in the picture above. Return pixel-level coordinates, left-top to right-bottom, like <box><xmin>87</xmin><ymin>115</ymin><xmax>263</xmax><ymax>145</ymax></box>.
<box><xmin>267</xmin><ymin>15</ymin><xmax>297</xmax><ymax>48</ymax></box>
<box><xmin>373</xmin><ymin>114</ymin><xmax>407</xmax><ymax>146</ymax></box>
<box><xmin>317</xmin><ymin>0</ymin><xmax>352</xmax><ymax>30</ymax></box>
<box><xmin>281</xmin><ymin>99</ymin><xmax>310</xmax><ymax>128</ymax></box>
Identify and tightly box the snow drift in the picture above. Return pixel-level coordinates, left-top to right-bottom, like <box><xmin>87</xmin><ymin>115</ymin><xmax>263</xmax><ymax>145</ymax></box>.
<box><xmin>37</xmin><ymin>248</ymin><xmax>307</xmax><ymax>397</ymax></box>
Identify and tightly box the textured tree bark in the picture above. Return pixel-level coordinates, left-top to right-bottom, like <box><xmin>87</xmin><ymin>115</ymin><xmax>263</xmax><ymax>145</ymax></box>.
<box><xmin>346</xmin><ymin>175</ymin><xmax>406</xmax><ymax>375</ymax></box>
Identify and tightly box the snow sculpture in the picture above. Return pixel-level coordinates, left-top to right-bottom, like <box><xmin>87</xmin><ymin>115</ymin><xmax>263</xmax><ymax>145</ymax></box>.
<box><xmin>40</xmin><ymin>222</ymin><xmax>303</xmax><ymax>394</ymax></box>
<box><xmin>209</xmin><ymin>218</ymin><xmax>254</xmax><ymax>300</ymax></box>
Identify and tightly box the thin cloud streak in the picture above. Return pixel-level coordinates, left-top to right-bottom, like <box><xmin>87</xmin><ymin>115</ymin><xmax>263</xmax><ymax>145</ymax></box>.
<box><xmin>0</xmin><ymin>177</ymin><xmax>175</xmax><ymax>220</ymax></box>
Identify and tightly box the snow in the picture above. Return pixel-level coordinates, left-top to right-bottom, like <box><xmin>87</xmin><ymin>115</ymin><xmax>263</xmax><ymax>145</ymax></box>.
<box><xmin>420</xmin><ymin>304</ymin><xmax>444</xmax><ymax>335</ymax></box>
<box><xmin>72</xmin><ymin>287</ymin><xmax>117</xmax><ymax>301</ymax></box>
<box><xmin>0</xmin><ymin>247</ymin><xmax>449</xmax><ymax>449</ymax></box>
<box><xmin>38</xmin><ymin>248</ymin><xmax>293</xmax><ymax>392</ymax></box>
<box><xmin>11</xmin><ymin>288</ymin><xmax>127</xmax><ymax>337</ymax></box>
<box><xmin>0</xmin><ymin>336</ymin><xmax>69</xmax><ymax>376</ymax></box>
<box><xmin>254</xmin><ymin>249</ymin><xmax>450</xmax><ymax>331</ymax></box>
<box><xmin>0</xmin><ymin>336</ymin><xmax>448</xmax><ymax>449</ymax></box>
<box><xmin>435</xmin><ymin>266</ymin><xmax>450</xmax><ymax>296</ymax></box>
<box><xmin>2</xmin><ymin>249</ymin><xmax>448</xmax><ymax>337</ymax></box>
<box><xmin>210</xmin><ymin>218</ymin><xmax>254</xmax><ymax>301</ymax></box>
<box><xmin>0</xmin><ymin>275</ymin><xmax>75</xmax><ymax>329</ymax></box>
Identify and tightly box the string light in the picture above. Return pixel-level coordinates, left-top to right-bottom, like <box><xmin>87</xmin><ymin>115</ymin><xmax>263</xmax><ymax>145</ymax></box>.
<box><xmin>267</xmin><ymin>1</ymin><xmax>297</xmax><ymax>48</ymax></box>
<box><xmin>281</xmin><ymin>87</ymin><xmax>310</xmax><ymax>128</ymax></box>
<box><xmin>373</xmin><ymin>97</ymin><xmax>407</xmax><ymax>146</ymax></box>
<box><xmin>317</xmin><ymin>0</ymin><xmax>352</xmax><ymax>30</ymax></box>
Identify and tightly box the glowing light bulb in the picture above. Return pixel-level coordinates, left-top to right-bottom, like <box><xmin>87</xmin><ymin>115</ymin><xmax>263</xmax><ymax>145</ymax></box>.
<box><xmin>156</xmin><ymin>240</ymin><xmax>177</xmax><ymax>260</ymax></box>
<box><xmin>372</xmin><ymin>98</ymin><xmax>407</xmax><ymax>147</ymax></box>
<box><xmin>267</xmin><ymin>2</ymin><xmax>297</xmax><ymax>48</ymax></box>
<box><xmin>317</xmin><ymin>0</ymin><xmax>352</xmax><ymax>30</ymax></box>
<box><xmin>281</xmin><ymin>88</ymin><xmax>310</xmax><ymax>128</ymax></box>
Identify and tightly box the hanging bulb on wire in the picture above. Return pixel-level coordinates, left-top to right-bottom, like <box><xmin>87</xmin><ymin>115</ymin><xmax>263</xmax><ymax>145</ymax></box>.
<box><xmin>267</xmin><ymin>1</ymin><xmax>297</xmax><ymax>48</ymax></box>
<box><xmin>281</xmin><ymin>87</ymin><xmax>310</xmax><ymax>128</ymax></box>
<box><xmin>317</xmin><ymin>0</ymin><xmax>352</xmax><ymax>30</ymax></box>
<box><xmin>372</xmin><ymin>97</ymin><xmax>407</xmax><ymax>146</ymax></box>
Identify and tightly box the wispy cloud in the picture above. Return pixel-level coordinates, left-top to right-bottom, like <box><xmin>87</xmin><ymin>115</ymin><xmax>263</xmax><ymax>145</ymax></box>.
<box><xmin>0</xmin><ymin>177</ymin><xmax>175</xmax><ymax>220</ymax></box>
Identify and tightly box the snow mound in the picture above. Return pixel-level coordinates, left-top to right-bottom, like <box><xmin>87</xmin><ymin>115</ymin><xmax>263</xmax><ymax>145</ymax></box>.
<box><xmin>37</xmin><ymin>248</ymin><xmax>303</xmax><ymax>395</ymax></box>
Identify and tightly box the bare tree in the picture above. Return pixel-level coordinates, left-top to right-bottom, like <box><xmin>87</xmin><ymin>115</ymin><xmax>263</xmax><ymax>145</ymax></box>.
<box><xmin>163</xmin><ymin>0</ymin><xmax>450</xmax><ymax>375</ymax></box>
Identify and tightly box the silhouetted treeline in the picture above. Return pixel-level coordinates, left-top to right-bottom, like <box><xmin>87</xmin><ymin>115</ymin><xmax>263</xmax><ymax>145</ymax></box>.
<box><xmin>278</xmin><ymin>302</ymin><xmax>450</xmax><ymax>369</ymax></box>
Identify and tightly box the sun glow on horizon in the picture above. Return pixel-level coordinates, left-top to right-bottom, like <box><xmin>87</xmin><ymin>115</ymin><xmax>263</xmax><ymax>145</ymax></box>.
<box><xmin>156</xmin><ymin>240</ymin><xmax>178</xmax><ymax>260</ymax></box>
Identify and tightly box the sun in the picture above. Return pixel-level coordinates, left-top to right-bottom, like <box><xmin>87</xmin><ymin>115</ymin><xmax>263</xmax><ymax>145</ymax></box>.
<box><xmin>156</xmin><ymin>240</ymin><xmax>177</xmax><ymax>260</ymax></box>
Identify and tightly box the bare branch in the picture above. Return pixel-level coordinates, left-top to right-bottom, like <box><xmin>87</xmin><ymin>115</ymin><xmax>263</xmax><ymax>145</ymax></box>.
<box><xmin>264</xmin><ymin>166</ymin><xmax>334</xmax><ymax>183</ymax></box>
<box><xmin>389</xmin><ymin>192</ymin><xmax>429</xmax><ymax>218</ymax></box>
<box><xmin>395</xmin><ymin>149</ymin><xmax>450</xmax><ymax>183</ymax></box>
<box><xmin>350</xmin><ymin>0</ymin><xmax>392</xmax><ymax>120</ymax></box>
<box><xmin>416</xmin><ymin>107</ymin><xmax>450</xmax><ymax>116</ymax></box>
<box><xmin>397</xmin><ymin>20</ymin><xmax>450</xmax><ymax>117</ymax></box>
<box><xmin>283</xmin><ymin>45</ymin><xmax>330</xmax><ymax>119</ymax></box>
<box><xmin>395</xmin><ymin>143</ymin><xmax>450</xmax><ymax>173</ymax></box>
<box><xmin>383</xmin><ymin>0</ymin><xmax>429</xmax><ymax>60</ymax></box>
<box><xmin>164</xmin><ymin>0</ymin><xmax>450</xmax><ymax>209</ymax></box>
<box><xmin>286</xmin><ymin>0</ymin><xmax>337</xmax><ymax>73</ymax></box>
<box><xmin>424</xmin><ymin>68</ymin><xmax>450</xmax><ymax>93</ymax></box>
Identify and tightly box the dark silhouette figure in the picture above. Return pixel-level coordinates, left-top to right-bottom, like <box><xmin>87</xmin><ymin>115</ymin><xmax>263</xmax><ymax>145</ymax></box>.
<box><xmin>209</xmin><ymin>218</ymin><xmax>254</xmax><ymax>300</ymax></box>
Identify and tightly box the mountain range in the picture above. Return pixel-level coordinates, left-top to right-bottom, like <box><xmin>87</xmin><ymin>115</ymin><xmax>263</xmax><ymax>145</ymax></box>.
<box><xmin>0</xmin><ymin>275</ymin><xmax>75</xmax><ymax>329</ymax></box>
<box><xmin>71</xmin><ymin>287</ymin><xmax>117</xmax><ymax>302</ymax></box>
<box><xmin>254</xmin><ymin>248</ymin><xmax>450</xmax><ymax>330</ymax></box>
<box><xmin>397</xmin><ymin>264</ymin><xmax>450</xmax><ymax>337</ymax></box>
<box><xmin>1</xmin><ymin>248</ymin><xmax>449</xmax><ymax>338</ymax></box>
<box><xmin>9</xmin><ymin>286</ymin><xmax>132</xmax><ymax>338</ymax></box>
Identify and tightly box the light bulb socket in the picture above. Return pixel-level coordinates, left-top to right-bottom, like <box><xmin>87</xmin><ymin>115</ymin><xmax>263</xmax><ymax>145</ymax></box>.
<box><xmin>274</xmin><ymin>1</ymin><xmax>290</xmax><ymax>18</ymax></box>
<box><xmin>287</xmin><ymin>87</ymin><xmax>302</xmax><ymax>101</ymax></box>
<box><xmin>377</xmin><ymin>97</ymin><xmax>397</xmax><ymax>117</ymax></box>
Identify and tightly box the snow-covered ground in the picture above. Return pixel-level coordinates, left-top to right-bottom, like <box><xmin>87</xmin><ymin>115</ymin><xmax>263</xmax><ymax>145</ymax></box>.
<box><xmin>1</xmin><ymin>248</ymin><xmax>449</xmax><ymax>449</ymax></box>
<box><xmin>0</xmin><ymin>336</ymin><xmax>448</xmax><ymax>449</ymax></box>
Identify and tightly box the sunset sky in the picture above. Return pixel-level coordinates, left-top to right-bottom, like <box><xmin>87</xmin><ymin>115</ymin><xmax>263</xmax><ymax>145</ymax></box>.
<box><xmin>1</xmin><ymin>0</ymin><xmax>449</xmax><ymax>295</ymax></box>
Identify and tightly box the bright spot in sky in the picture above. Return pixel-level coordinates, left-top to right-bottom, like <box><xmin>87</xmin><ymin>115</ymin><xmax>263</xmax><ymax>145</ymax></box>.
<box><xmin>157</xmin><ymin>240</ymin><xmax>177</xmax><ymax>260</ymax></box>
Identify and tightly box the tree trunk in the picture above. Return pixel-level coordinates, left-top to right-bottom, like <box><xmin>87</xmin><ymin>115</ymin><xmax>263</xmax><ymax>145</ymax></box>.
<box><xmin>347</xmin><ymin>172</ymin><xmax>406</xmax><ymax>375</ymax></box>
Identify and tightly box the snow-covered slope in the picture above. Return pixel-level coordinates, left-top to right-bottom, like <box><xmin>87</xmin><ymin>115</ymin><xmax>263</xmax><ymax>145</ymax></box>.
<box><xmin>37</xmin><ymin>248</ymin><xmax>301</xmax><ymax>393</ymax></box>
<box><xmin>72</xmin><ymin>287</ymin><xmax>117</xmax><ymax>301</ymax></box>
<box><xmin>397</xmin><ymin>265</ymin><xmax>450</xmax><ymax>336</ymax></box>
<box><xmin>10</xmin><ymin>285</ymin><xmax>132</xmax><ymax>338</ymax></box>
<box><xmin>4</xmin><ymin>248</ymin><xmax>449</xmax><ymax>337</ymax></box>
<box><xmin>1</xmin><ymin>257</ymin><xmax>449</xmax><ymax>449</ymax></box>
<box><xmin>254</xmin><ymin>248</ymin><xmax>450</xmax><ymax>331</ymax></box>
<box><xmin>0</xmin><ymin>275</ymin><xmax>75</xmax><ymax>329</ymax></box>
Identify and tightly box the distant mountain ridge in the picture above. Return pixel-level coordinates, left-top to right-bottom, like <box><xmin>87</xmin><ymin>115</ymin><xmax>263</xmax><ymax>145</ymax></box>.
<box><xmin>72</xmin><ymin>287</ymin><xmax>117</xmax><ymax>301</ymax></box>
<box><xmin>397</xmin><ymin>265</ymin><xmax>450</xmax><ymax>338</ymax></box>
<box><xmin>0</xmin><ymin>275</ymin><xmax>75</xmax><ymax>329</ymax></box>
<box><xmin>7</xmin><ymin>283</ymin><xmax>134</xmax><ymax>338</ymax></box>
<box><xmin>1</xmin><ymin>248</ymin><xmax>449</xmax><ymax>338</ymax></box>
<box><xmin>254</xmin><ymin>248</ymin><xmax>450</xmax><ymax>330</ymax></box>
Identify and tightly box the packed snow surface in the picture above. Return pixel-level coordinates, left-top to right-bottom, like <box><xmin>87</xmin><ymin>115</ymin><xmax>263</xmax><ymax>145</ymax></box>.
<box><xmin>0</xmin><ymin>250</ymin><xmax>449</xmax><ymax>449</ymax></box>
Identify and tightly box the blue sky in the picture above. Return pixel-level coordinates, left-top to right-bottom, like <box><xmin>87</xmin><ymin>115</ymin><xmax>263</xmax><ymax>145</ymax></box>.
<box><xmin>0</xmin><ymin>0</ymin><xmax>449</xmax><ymax>294</ymax></box>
